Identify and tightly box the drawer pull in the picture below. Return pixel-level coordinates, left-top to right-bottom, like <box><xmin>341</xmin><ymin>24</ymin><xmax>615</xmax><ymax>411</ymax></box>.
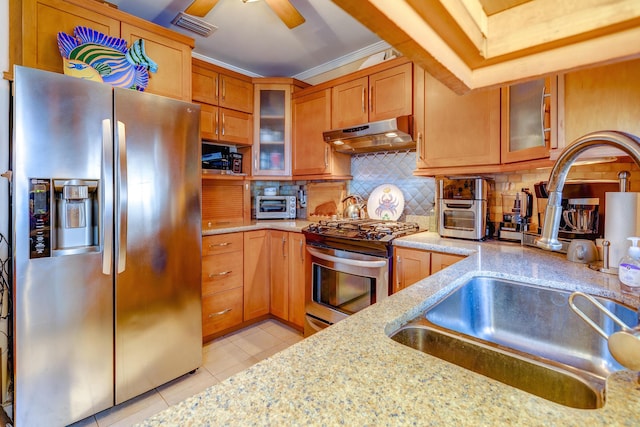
<box><xmin>209</xmin><ymin>242</ymin><xmax>231</xmax><ymax>248</ymax></box>
<box><xmin>208</xmin><ymin>308</ymin><xmax>232</xmax><ymax>318</ymax></box>
<box><xmin>209</xmin><ymin>270</ymin><xmax>232</xmax><ymax>278</ymax></box>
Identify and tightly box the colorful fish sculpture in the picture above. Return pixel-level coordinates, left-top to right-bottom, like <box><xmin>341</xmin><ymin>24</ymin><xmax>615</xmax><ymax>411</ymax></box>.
<box><xmin>57</xmin><ymin>26</ymin><xmax>158</xmax><ymax>91</ymax></box>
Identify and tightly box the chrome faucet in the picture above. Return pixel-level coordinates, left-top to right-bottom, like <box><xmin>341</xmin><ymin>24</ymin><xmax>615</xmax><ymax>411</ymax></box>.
<box><xmin>536</xmin><ymin>131</ymin><xmax>640</xmax><ymax>251</ymax></box>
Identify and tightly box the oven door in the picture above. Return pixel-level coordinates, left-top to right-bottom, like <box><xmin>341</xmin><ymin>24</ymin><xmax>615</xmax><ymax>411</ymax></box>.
<box><xmin>305</xmin><ymin>245</ymin><xmax>389</xmax><ymax>331</ymax></box>
<box><xmin>438</xmin><ymin>199</ymin><xmax>487</xmax><ymax>240</ymax></box>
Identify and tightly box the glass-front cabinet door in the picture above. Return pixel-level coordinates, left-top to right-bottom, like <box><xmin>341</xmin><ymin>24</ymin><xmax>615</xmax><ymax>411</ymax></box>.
<box><xmin>253</xmin><ymin>84</ymin><xmax>292</xmax><ymax>176</ymax></box>
<box><xmin>501</xmin><ymin>77</ymin><xmax>553</xmax><ymax>163</ymax></box>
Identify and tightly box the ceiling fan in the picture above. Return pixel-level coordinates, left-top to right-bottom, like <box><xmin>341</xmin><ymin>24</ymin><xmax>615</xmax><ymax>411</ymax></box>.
<box><xmin>184</xmin><ymin>0</ymin><xmax>306</xmax><ymax>29</ymax></box>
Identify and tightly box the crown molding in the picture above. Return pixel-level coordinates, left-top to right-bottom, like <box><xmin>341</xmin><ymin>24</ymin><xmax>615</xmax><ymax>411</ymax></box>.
<box><xmin>192</xmin><ymin>40</ymin><xmax>392</xmax><ymax>80</ymax></box>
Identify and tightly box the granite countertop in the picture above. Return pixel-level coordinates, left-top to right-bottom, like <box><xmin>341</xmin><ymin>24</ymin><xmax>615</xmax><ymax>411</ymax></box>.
<box><xmin>202</xmin><ymin>219</ymin><xmax>313</xmax><ymax>235</ymax></box>
<box><xmin>142</xmin><ymin>231</ymin><xmax>640</xmax><ymax>426</ymax></box>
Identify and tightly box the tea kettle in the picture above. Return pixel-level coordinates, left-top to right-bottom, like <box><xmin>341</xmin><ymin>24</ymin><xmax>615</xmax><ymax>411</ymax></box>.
<box><xmin>342</xmin><ymin>195</ymin><xmax>367</xmax><ymax>219</ymax></box>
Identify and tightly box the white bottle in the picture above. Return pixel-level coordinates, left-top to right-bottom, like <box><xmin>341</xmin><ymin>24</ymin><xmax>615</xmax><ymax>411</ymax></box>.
<box><xmin>618</xmin><ymin>237</ymin><xmax>640</xmax><ymax>291</ymax></box>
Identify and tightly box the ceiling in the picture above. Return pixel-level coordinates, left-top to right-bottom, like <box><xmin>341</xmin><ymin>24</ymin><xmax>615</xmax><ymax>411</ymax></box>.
<box><xmin>106</xmin><ymin>0</ymin><xmax>388</xmax><ymax>81</ymax></box>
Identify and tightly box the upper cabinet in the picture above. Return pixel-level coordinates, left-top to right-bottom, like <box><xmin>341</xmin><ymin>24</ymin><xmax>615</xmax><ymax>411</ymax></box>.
<box><xmin>554</xmin><ymin>59</ymin><xmax>640</xmax><ymax>159</ymax></box>
<box><xmin>10</xmin><ymin>0</ymin><xmax>194</xmax><ymax>101</ymax></box>
<box><xmin>252</xmin><ymin>79</ymin><xmax>309</xmax><ymax>177</ymax></box>
<box><xmin>331</xmin><ymin>61</ymin><xmax>413</xmax><ymax>128</ymax></box>
<box><xmin>192</xmin><ymin>61</ymin><xmax>253</xmax><ymax>113</ymax></box>
<box><xmin>291</xmin><ymin>89</ymin><xmax>351</xmax><ymax>179</ymax></box>
<box><xmin>501</xmin><ymin>77</ymin><xmax>553</xmax><ymax>164</ymax></box>
<box><xmin>192</xmin><ymin>59</ymin><xmax>253</xmax><ymax>147</ymax></box>
<box><xmin>415</xmin><ymin>70</ymin><xmax>501</xmax><ymax>170</ymax></box>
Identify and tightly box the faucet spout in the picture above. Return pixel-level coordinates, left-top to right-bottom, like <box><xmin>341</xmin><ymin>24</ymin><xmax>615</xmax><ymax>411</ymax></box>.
<box><xmin>536</xmin><ymin>131</ymin><xmax>640</xmax><ymax>251</ymax></box>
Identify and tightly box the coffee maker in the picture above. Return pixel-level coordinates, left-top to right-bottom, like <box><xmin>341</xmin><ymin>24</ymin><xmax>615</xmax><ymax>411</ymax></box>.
<box><xmin>498</xmin><ymin>188</ymin><xmax>533</xmax><ymax>241</ymax></box>
<box><xmin>523</xmin><ymin>180</ymin><xmax>619</xmax><ymax>252</ymax></box>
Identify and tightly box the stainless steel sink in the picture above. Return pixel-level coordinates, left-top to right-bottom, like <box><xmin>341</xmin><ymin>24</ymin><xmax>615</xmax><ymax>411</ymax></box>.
<box><xmin>389</xmin><ymin>276</ymin><xmax>638</xmax><ymax>409</ymax></box>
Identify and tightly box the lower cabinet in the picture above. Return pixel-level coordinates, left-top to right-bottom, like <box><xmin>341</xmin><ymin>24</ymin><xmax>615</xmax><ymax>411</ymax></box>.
<box><xmin>269</xmin><ymin>230</ymin><xmax>306</xmax><ymax>329</ymax></box>
<box><xmin>393</xmin><ymin>247</ymin><xmax>466</xmax><ymax>293</ymax></box>
<box><xmin>201</xmin><ymin>229</ymin><xmax>306</xmax><ymax>340</ymax></box>
<box><xmin>393</xmin><ymin>247</ymin><xmax>431</xmax><ymax>293</ymax></box>
<box><xmin>244</xmin><ymin>230</ymin><xmax>271</xmax><ymax>321</ymax></box>
<box><xmin>201</xmin><ymin>233</ymin><xmax>244</xmax><ymax>337</ymax></box>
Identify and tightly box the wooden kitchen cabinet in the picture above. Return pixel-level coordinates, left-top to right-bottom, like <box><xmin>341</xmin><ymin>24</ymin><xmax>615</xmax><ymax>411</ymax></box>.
<box><xmin>416</xmin><ymin>72</ymin><xmax>501</xmax><ymax>170</ymax></box>
<box><xmin>201</xmin><ymin>233</ymin><xmax>244</xmax><ymax>338</ymax></box>
<box><xmin>192</xmin><ymin>60</ymin><xmax>254</xmax><ymax>113</ymax></box>
<box><xmin>392</xmin><ymin>247</ymin><xmax>465</xmax><ymax>293</ymax></box>
<box><xmin>291</xmin><ymin>88</ymin><xmax>351</xmax><ymax>179</ymax></box>
<box><xmin>501</xmin><ymin>77</ymin><xmax>553</xmax><ymax>163</ymax></box>
<box><xmin>201</xmin><ymin>179</ymin><xmax>251</xmax><ymax>227</ymax></box>
<box><xmin>192</xmin><ymin>59</ymin><xmax>253</xmax><ymax>147</ymax></box>
<box><xmin>11</xmin><ymin>0</ymin><xmax>194</xmax><ymax>101</ymax></box>
<box><xmin>269</xmin><ymin>230</ymin><xmax>306</xmax><ymax>329</ymax></box>
<box><xmin>251</xmin><ymin>79</ymin><xmax>309</xmax><ymax>177</ymax></box>
<box><xmin>199</xmin><ymin>104</ymin><xmax>253</xmax><ymax>145</ymax></box>
<box><xmin>430</xmin><ymin>252</ymin><xmax>465</xmax><ymax>274</ymax></box>
<box><xmin>393</xmin><ymin>247</ymin><xmax>430</xmax><ymax>293</ymax></box>
<box><xmin>244</xmin><ymin>230</ymin><xmax>271</xmax><ymax>321</ymax></box>
<box><xmin>331</xmin><ymin>61</ymin><xmax>413</xmax><ymax>128</ymax></box>
<box><xmin>557</xmin><ymin>59</ymin><xmax>640</xmax><ymax>159</ymax></box>
<box><xmin>120</xmin><ymin>22</ymin><xmax>192</xmax><ymax>101</ymax></box>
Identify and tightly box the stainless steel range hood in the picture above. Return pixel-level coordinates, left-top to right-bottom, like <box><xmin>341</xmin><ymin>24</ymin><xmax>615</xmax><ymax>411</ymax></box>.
<box><xmin>323</xmin><ymin>115</ymin><xmax>414</xmax><ymax>154</ymax></box>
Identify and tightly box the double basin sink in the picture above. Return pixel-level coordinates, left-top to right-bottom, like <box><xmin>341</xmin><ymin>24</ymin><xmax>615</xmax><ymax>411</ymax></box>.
<box><xmin>389</xmin><ymin>276</ymin><xmax>638</xmax><ymax>409</ymax></box>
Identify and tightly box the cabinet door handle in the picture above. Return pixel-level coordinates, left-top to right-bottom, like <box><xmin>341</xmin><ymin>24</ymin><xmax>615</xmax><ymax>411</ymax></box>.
<box><xmin>215</xmin><ymin>76</ymin><xmax>219</xmax><ymax>102</ymax></box>
<box><xmin>395</xmin><ymin>255</ymin><xmax>402</xmax><ymax>291</ymax></box>
<box><xmin>361</xmin><ymin>87</ymin><xmax>366</xmax><ymax>113</ymax></box>
<box><xmin>221</xmin><ymin>111</ymin><xmax>225</xmax><ymax>136</ymax></box>
<box><xmin>299</xmin><ymin>239</ymin><xmax>304</xmax><ymax>261</ymax></box>
<box><xmin>324</xmin><ymin>146</ymin><xmax>329</xmax><ymax>169</ymax></box>
<box><xmin>221</xmin><ymin>77</ymin><xmax>226</xmax><ymax>101</ymax></box>
<box><xmin>417</xmin><ymin>132</ymin><xmax>425</xmax><ymax>161</ymax></box>
<box><xmin>209</xmin><ymin>270</ymin><xmax>232</xmax><ymax>278</ymax></box>
<box><xmin>282</xmin><ymin>236</ymin><xmax>287</xmax><ymax>257</ymax></box>
<box><xmin>209</xmin><ymin>242</ymin><xmax>231</xmax><ymax>247</ymax></box>
<box><xmin>369</xmin><ymin>85</ymin><xmax>374</xmax><ymax>114</ymax></box>
<box><xmin>208</xmin><ymin>308</ymin><xmax>232</xmax><ymax>318</ymax></box>
<box><xmin>215</xmin><ymin>110</ymin><xmax>219</xmax><ymax>136</ymax></box>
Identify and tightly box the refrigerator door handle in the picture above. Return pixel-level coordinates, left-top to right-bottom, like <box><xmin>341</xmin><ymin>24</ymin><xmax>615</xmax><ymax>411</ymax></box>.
<box><xmin>102</xmin><ymin>119</ymin><xmax>113</xmax><ymax>275</ymax></box>
<box><xmin>116</xmin><ymin>120</ymin><xmax>128</xmax><ymax>273</ymax></box>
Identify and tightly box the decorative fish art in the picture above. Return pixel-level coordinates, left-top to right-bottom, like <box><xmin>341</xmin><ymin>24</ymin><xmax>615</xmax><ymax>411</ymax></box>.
<box><xmin>57</xmin><ymin>26</ymin><xmax>158</xmax><ymax>91</ymax></box>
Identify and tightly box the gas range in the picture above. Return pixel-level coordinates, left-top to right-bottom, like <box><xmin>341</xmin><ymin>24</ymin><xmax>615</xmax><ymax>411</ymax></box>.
<box><xmin>303</xmin><ymin>219</ymin><xmax>421</xmax><ymax>257</ymax></box>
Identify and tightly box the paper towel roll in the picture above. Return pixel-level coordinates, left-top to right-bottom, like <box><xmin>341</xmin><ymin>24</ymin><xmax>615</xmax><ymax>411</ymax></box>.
<box><xmin>604</xmin><ymin>192</ymin><xmax>640</xmax><ymax>268</ymax></box>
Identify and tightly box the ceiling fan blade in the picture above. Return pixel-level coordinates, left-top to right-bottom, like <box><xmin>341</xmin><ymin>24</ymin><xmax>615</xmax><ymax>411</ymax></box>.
<box><xmin>264</xmin><ymin>0</ymin><xmax>306</xmax><ymax>29</ymax></box>
<box><xmin>184</xmin><ymin>0</ymin><xmax>220</xmax><ymax>17</ymax></box>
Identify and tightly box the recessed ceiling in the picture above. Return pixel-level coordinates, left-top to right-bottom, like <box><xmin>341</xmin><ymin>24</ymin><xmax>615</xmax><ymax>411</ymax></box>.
<box><xmin>106</xmin><ymin>0</ymin><xmax>388</xmax><ymax>81</ymax></box>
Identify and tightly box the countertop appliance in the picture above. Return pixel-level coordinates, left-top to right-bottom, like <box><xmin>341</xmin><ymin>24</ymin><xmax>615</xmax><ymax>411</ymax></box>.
<box><xmin>302</xmin><ymin>219</ymin><xmax>420</xmax><ymax>336</ymax></box>
<box><xmin>498</xmin><ymin>188</ymin><xmax>533</xmax><ymax>241</ymax></box>
<box><xmin>523</xmin><ymin>179</ymin><xmax>619</xmax><ymax>253</ymax></box>
<box><xmin>12</xmin><ymin>66</ymin><xmax>202</xmax><ymax>426</ymax></box>
<box><xmin>438</xmin><ymin>177</ymin><xmax>490</xmax><ymax>240</ymax></box>
<box><xmin>255</xmin><ymin>195</ymin><xmax>297</xmax><ymax>219</ymax></box>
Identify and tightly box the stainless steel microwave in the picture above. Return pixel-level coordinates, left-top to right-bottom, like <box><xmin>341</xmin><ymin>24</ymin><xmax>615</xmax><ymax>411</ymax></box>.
<box><xmin>255</xmin><ymin>196</ymin><xmax>297</xmax><ymax>219</ymax></box>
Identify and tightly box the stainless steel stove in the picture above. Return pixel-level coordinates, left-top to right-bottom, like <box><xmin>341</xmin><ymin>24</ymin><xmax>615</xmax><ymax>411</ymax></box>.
<box><xmin>302</xmin><ymin>219</ymin><xmax>420</xmax><ymax>336</ymax></box>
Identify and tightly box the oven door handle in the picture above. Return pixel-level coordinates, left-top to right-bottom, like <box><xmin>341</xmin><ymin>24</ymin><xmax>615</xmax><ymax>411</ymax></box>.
<box><xmin>307</xmin><ymin>247</ymin><xmax>387</xmax><ymax>268</ymax></box>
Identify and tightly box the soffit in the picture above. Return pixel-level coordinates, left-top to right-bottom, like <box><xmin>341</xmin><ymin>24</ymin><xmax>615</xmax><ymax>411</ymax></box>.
<box><xmin>333</xmin><ymin>0</ymin><xmax>640</xmax><ymax>94</ymax></box>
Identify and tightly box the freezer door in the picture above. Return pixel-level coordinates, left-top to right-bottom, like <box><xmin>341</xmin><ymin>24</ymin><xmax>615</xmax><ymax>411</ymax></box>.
<box><xmin>113</xmin><ymin>88</ymin><xmax>202</xmax><ymax>403</ymax></box>
<box><xmin>12</xmin><ymin>67</ymin><xmax>115</xmax><ymax>426</ymax></box>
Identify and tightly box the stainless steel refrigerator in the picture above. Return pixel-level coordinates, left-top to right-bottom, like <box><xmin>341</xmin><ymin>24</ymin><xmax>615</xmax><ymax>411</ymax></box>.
<box><xmin>11</xmin><ymin>66</ymin><xmax>202</xmax><ymax>426</ymax></box>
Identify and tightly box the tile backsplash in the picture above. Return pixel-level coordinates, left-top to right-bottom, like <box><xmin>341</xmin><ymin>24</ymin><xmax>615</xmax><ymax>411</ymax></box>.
<box><xmin>349</xmin><ymin>150</ymin><xmax>436</xmax><ymax>221</ymax></box>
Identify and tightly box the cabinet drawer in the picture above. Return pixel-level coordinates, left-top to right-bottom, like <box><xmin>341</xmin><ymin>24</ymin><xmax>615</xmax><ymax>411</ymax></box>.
<box><xmin>203</xmin><ymin>233</ymin><xmax>243</xmax><ymax>256</ymax></box>
<box><xmin>202</xmin><ymin>287</ymin><xmax>243</xmax><ymax>337</ymax></box>
<box><xmin>202</xmin><ymin>252</ymin><xmax>243</xmax><ymax>295</ymax></box>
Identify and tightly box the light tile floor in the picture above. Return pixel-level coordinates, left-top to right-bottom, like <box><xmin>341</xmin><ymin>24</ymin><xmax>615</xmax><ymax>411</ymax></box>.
<box><xmin>69</xmin><ymin>319</ymin><xmax>304</xmax><ymax>427</ymax></box>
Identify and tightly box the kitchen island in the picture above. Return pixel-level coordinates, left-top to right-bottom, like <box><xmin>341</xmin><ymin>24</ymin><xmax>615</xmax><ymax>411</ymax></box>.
<box><xmin>141</xmin><ymin>231</ymin><xmax>640</xmax><ymax>426</ymax></box>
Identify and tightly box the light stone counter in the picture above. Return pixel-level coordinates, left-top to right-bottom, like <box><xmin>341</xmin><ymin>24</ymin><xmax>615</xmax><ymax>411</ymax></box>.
<box><xmin>141</xmin><ymin>231</ymin><xmax>640</xmax><ymax>426</ymax></box>
<box><xmin>202</xmin><ymin>220</ymin><xmax>313</xmax><ymax>235</ymax></box>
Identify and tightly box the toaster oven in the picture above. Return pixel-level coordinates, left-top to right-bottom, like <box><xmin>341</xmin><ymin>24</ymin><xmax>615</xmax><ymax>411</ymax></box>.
<box><xmin>438</xmin><ymin>177</ymin><xmax>490</xmax><ymax>240</ymax></box>
<box><xmin>255</xmin><ymin>196</ymin><xmax>297</xmax><ymax>219</ymax></box>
